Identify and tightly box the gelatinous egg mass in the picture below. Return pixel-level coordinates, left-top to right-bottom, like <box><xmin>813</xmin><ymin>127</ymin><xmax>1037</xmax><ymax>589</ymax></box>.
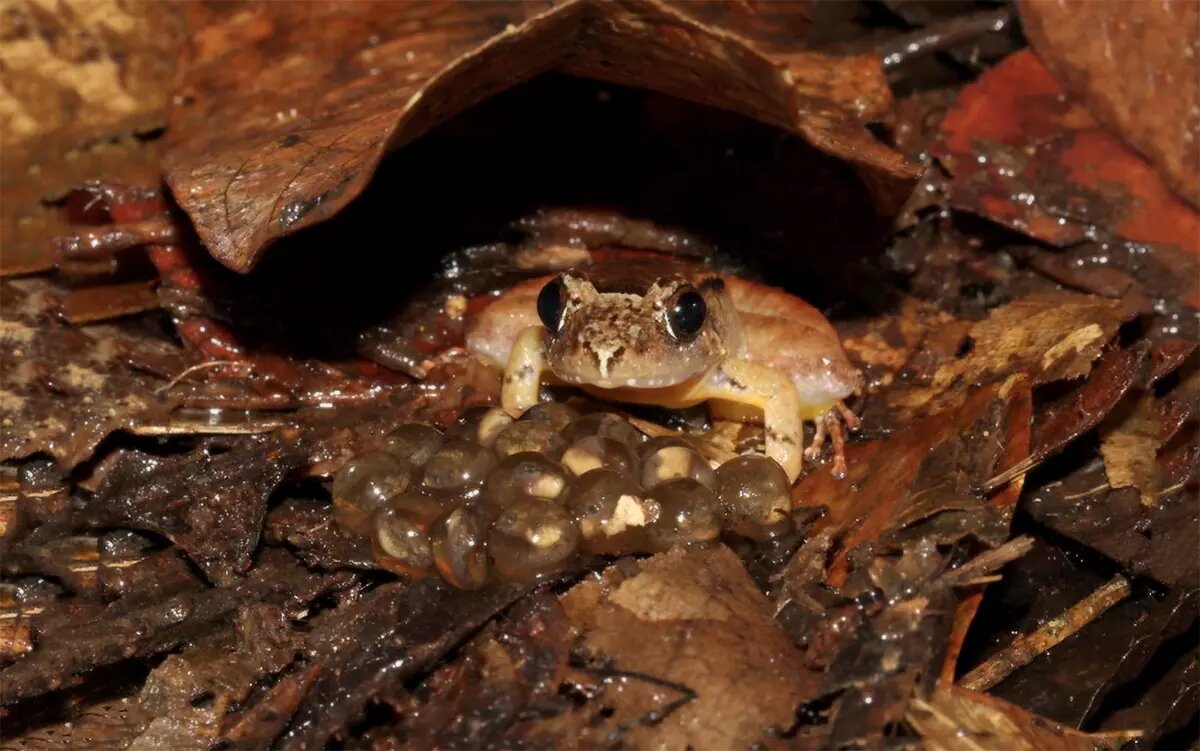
<box><xmin>381</xmin><ymin>423</ymin><xmax>444</xmax><ymax>468</ymax></box>
<box><xmin>333</xmin><ymin>405</ymin><xmax>798</xmax><ymax>589</ymax></box>
<box><xmin>488</xmin><ymin>499</ymin><xmax>580</xmax><ymax>580</ymax></box>
<box><xmin>421</xmin><ymin>438</ymin><xmax>497</xmax><ymax>492</ymax></box>
<box><xmin>332</xmin><ymin>451</ymin><xmax>411</xmax><ymax>535</ymax></box>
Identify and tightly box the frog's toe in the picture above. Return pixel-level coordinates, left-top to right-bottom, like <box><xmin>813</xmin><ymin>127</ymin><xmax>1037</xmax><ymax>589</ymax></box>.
<box><xmin>825</xmin><ymin>412</ymin><xmax>849</xmax><ymax>480</ymax></box>
<box><xmin>805</xmin><ymin>402</ymin><xmax>858</xmax><ymax>479</ymax></box>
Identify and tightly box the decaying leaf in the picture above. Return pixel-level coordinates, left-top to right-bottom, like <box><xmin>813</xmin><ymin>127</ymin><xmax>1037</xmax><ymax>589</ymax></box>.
<box><xmin>163</xmin><ymin>0</ymin><xmax>917</xmax><ymax>272</ymax></box>
<box><xmin>1098</xmin><ymin>392</ymin><xmax>1163</xmax><ymax>506</ymax></box>
<box><xmin>1018</xmin><ymin>0</ymin><xmax>1200</xmax><ymax>208</ymax></box>
<box><xmin>887</xmin><ymin>291</ymin><xmax>1139</xmax><ymax>419</ymax></box>
<box><xmin>796</xmin><ymin>379</ymin><xmax>1031</xmax><ymax>586</ymax></box>
<box><xmin>0</xmin><ymin>278</ymin><xmax>182</xmax><ymax>466</ymax></box>
<box><xmin>909</xmin><ymin>685</ymin><xmax>1122</xmax><ymax>751</ymax></box>
<box><xmin>935</xmin><ymin>49</ymin><xmax>1200</xmax><ymax>256</ymax></box>
<box><xmin>0</xmin><ymin>549</ymin><xmax>339</xmax><ymax>706</ymax></box>
<box><xmin>529</xmin><ymin>545</ymin><xmax>808</xmax><ymax>749</ymax></box>
<box><xmin>88</xmin><ymin>435</ymin><xmax>302</xmax><ymax>584</ymax></box>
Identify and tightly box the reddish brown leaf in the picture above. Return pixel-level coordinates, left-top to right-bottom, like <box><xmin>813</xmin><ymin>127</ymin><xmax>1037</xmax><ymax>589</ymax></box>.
<box><xmin>59</xmin><ymin>281</ymin><xmax>160</xmax><ymax>325</ymax></box>
<box><xmin>795</xmin><ymin>377</ymin><xmax>1031</xmax><ymax>588</ymax></box>
<box><xmin>935</xmin><ymin>50</ymin><xmax>1200</xmax><ymax>256</ymax></box>
<box><xmin>163</xmin><ymin>0</ymin><xmax>917</xmax><ymax>272</ymax></box>
<box><xmin>1018</xmin><ymin>0</ymin><xmax>1200</xmax><ymax>208</ymax></box>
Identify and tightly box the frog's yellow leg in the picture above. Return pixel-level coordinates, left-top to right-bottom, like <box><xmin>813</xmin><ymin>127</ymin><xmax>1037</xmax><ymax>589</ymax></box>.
<box><xmin>502</xmin><ymin>325</ymin><xmax>550</xmax><ymax>417</ymax></box>
<box><xmin>694</xmin><ymin>359</ymin><xmax>804</xmax><ymax>482</ymax></box>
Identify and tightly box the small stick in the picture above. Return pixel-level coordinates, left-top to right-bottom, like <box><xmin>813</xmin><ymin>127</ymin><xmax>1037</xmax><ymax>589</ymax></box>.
<box><xmin>130</xmin><ymin>419</ymin><xmax>284</xmax><ymax>436</ymax></box>
<box><xmin>959</xmin><ymin>575</ymin><xmax>1132</xmax><ymax>692</ymax></box>
<box><xmin>157</xmin><ymin>360</ymin><xmax>246</xmax><ymax>393</ymax></box>
<box><xmin>939</xmin><ymin>536</ymin><xmax>1034</xmax><ymax>590</ymax></box>
<box><xmin>878</xmin><ymin>8</ymin><xmax>1013</xmax><ymax>70</ymax></box>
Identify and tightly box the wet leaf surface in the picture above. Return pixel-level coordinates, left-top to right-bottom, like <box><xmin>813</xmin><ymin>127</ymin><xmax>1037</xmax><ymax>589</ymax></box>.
<box><xmin>961</xmin><ymin>538</ymin><xmax>1197</xmax><ymax>741</ymax></box>
<box><xmin>278</xmin><ymin>575</ymin><xmax>561</xmax><ymax>751</ymax></box>
<box><xmin>934</xmin><ymin>50</ymin><xmax>1200</xmax><ymax>262</ymax></box>
<box><xmin>1018</xmin><ymin>0</ymin><xmax>1200</xmax><ymax>208</ymax></box>
<box><xmin>0</xmin><ymin>549</ymin><xmax>344</xmax><ymax>706</ymax></box>
<box><xmin>0</xmin><ymin>277</ymin><xmax>182</xmax><ymax>467</ymax></box>
<box><xmin>86</xmin><ymin>435</ymin><xmax>302</xmax><ymax>584</ymax></box>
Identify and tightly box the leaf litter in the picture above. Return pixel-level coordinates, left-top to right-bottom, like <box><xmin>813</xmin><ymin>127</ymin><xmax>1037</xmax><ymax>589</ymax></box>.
<box><xmin>2</xmin><ymin>1</ymin><xmax>1198</xmax><ymax>749</ymax></box>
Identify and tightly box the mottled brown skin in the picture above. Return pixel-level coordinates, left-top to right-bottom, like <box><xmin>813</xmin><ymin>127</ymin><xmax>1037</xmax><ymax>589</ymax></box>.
<box><xmin>467</xmin><ymin>258</ymin><xmax>861</xmax><ymax>480</ymax></box>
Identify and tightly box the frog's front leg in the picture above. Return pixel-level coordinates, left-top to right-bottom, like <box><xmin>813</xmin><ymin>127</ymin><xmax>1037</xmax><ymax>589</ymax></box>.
<box><xmin>502</xmin><ymin>325</ymin><xmax>550</xmax><ymax>417</ymax></box>
<box><xmin>696</xmin><ymin>359</ymin><xmax>804</xmax><ymax>482</ymax></box>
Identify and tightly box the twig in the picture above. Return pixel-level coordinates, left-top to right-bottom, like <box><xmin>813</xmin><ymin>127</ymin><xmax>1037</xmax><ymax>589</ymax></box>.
<box><xmin>959</xmin><ymin>575</ymin><xmax>1132</xmax><ymax>692</ymax></box>
<box><xmin>939</xmin><ymin>536</ymin><xmax>1034</xmax><ymax>590</ymax></box>
<box><xmin>878</xmin><ymin>8</ymin><xmax>1013</xmax><ymax>70</ymax></box>
<box><xmin>130</xmin><ymin>418</ymin><xmax>284</xmax><ymax>436</ymax></box>
<box><xmin>157</xmin><ymin>360</ymin><xmax>246</xmax><ymax>393</ymax></box>
<box><xmin>979</xmin><ymin>454</ymin><xmax>1037</xmax><ymax>494</ymax></box>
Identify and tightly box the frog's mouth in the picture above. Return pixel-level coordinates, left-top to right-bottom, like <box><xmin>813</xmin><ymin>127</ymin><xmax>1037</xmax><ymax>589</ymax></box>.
<box><xmin>569</xmin><ymin>373</ymin><xmax>714</xmax><ymax>409</ymax></box>
<box><xmin>549</xmin><ymin>366</ymin><xmax>713</xmax><ymax>394</ymax></box>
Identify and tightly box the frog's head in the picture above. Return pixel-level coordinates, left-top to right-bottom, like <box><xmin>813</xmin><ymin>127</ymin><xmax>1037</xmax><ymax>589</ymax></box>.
<box><xmin>535</xmin><ymin>260</ymin><xmax>737</xmax><ymax>389</ymax></box>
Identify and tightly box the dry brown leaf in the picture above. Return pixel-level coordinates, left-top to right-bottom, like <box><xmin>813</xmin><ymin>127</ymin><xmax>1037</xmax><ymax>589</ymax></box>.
<box><xmin>1018</xmin><ymin>0</ymin><xmax>1200</xmax><ymax>208</ymax></box>
<box><xmin>909</xmin><ymin>685</ymin><xmax>1123</xmax><ymax>751</ymax></box>
<box><xmin>947</xmin><ymin>293</ymin><xmax>1132</xmax><ymax>386</ymax></box>
<box><xmin>163</xmin><ymin>0</ymin><xmax>917</xmax><ymax>272</ymax></box>
<box><xmin>884</xmin><ymin>292</ymin><xmax>1137</xmax><ymax>421</ymax></box>
<box><xmin>531</xmin><ymin>545</ymin><xmax>809</xmax><ymax>749</ymax></box>
<box><xmin>1099</xmin><ymin>392</ymin><xmax>1163</xmax><ymax>507</ymax></box>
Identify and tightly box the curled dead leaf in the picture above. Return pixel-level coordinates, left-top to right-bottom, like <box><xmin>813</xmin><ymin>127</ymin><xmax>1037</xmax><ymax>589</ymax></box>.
<box><xmin>163</xmin><ymin>0</ymin><xmax>917</xmax><ymax>272</ymax></box>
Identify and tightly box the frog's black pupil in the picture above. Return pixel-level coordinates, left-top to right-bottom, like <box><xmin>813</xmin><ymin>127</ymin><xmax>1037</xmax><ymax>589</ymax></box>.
<box><xmin>667</xmin><ymin>289</ymin><xmax>706</xmax><ymax>340</ymax></box>
<box><xmin>537</xmin><ymin>277</ymin><xmax>566</xmax><ymax>331</ymax></box>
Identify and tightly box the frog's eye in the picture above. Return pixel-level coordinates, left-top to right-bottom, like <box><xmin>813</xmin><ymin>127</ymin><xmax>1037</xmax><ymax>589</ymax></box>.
<box><xmin>536</xmin><ymin>276</ymin><xmax>567</xmax><ymax>332</ymax></box>
<box><xmin>666</xmin><ymin>287</ymin><xmax>706</xmax><ymax>341</ymax></box>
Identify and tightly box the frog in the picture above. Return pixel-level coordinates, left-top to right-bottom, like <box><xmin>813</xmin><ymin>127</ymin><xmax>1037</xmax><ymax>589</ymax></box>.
<box><xmin>466</xmin><ymin>255</ymin><xmax>860</xmax><ymax>481</ymax></box>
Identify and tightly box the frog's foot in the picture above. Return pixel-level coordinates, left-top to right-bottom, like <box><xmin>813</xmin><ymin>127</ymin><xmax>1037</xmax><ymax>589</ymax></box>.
<box><xmin>501</xmin><ymin>325</ymin><xmax>551</xmax><ymax>417</ymax></box>
<box><xmin>803</xmin><ymin>402</ymin><xmax>860</xmax><ymax>479</ymax></box>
